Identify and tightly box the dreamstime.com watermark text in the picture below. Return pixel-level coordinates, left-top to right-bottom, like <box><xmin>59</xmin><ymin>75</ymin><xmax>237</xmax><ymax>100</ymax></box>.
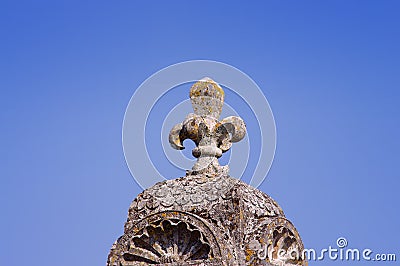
<box><xmin>255</xmin><ymin>237</ymin><xmax>396</xmax><ymax>262</ymax></box>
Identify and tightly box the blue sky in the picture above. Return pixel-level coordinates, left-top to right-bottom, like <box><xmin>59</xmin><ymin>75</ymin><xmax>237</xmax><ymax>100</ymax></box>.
<box><xmin>1</xmin><ymin>1</ymin><xmax>399</xmax><ymax>265</ymax></box>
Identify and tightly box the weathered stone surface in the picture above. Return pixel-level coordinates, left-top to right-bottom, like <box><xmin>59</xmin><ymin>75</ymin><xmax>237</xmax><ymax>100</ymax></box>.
<box><xmin>107</xmin><ymin>78</ymin><xmax>306</xmax><ymax>265</ymax></box>
<box><xmin>169</xmin><ymin>77</ymin><xmax>246</xmax><ymax>175</ymax></box>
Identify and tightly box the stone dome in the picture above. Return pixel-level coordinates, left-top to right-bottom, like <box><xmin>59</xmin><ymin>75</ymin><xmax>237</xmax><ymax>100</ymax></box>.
<box><xmin>107</xmin><ymin>173</ymin><xmax>306</xmax><ymax>265</ymax></box>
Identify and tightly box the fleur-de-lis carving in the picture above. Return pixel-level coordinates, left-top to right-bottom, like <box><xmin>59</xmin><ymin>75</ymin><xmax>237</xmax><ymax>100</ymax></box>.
<box><xmin>169</xmin><ymin>77</ymin><xmax>246</xmax><ymax>175</ymax></box>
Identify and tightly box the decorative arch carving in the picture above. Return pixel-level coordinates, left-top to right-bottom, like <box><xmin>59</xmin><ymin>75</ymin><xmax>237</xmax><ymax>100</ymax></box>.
<box><xmin>108</xmin><ymin>211</ymin><xmax>225</xmax><ymax>265</ymax></box>
<box><xmin>242</xmin><ymin>217</ymin><xmax>307</xmax><ymax>265</ymax></box>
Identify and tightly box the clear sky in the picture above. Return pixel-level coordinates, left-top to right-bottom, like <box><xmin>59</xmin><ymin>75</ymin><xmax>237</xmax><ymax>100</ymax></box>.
<box><xmin>1</xmin><ymin>1</ymin><xmax>399</xmax><ymax>265</ymax></box>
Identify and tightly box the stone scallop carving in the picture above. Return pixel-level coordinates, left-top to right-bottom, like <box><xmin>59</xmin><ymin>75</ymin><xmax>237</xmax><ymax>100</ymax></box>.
<box><xmin>266</xmin><ymin>218</ymin><xmax>305</xmax><ymax>265</ymax></box>
<box><xmin>108</xmin><ymin>211</ymin><xmax>224</xmax><ymax>266</ymax></box>
<box><xmin>123</xmin><ymin>219</ymin><xmax>211</xmax><ymax>264</ymax></box>
<box><xmin>243</xmin><ymin>217</ymin><xmax>306</xmax><ymax>265</ymax></box>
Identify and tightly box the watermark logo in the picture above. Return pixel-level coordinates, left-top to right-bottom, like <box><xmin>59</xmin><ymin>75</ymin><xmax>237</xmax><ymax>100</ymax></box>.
<box><xmin>336</xmin><ymin>237</ymin><xmax>348</xmax><ymax>248</ymax></box>
<box><xmin>253</xmin><ymin>237</ymin><xmax>397</xmax><ymax>263</ymax></box>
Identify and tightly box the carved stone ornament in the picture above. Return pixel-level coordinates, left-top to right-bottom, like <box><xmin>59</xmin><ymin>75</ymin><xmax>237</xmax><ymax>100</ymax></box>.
<box><xmin>107</xmin><ymin>78</ymin><xmax>307</xmax><ymax>265</ymax></box>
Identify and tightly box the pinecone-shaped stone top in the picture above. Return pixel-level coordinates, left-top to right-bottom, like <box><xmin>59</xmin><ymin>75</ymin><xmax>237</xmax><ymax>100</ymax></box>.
<box><xmin>189</xmin><ymin>77</ymin><xmax>225</xmax><ymax>118</ymax></box>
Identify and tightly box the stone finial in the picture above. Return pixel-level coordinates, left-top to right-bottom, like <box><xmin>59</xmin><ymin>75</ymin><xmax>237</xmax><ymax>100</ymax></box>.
<box><xmin>169</xmin><ymin>78</ymin><xmax>246</xmax><ymax>175</ymax></box>
<box><xmin>109</xmin><ymin>79</ymin><xmax>307</xmax><ymax>266</ymax></box>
